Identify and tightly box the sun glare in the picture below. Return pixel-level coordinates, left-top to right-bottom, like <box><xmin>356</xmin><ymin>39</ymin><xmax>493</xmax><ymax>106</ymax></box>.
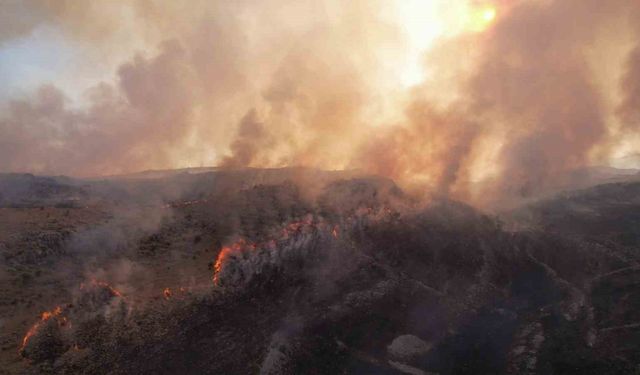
<box><xmin>483</xmin><ymin>7</ymin><xmax>497</xmax><ymax>22</ymax></box>
<box><xmin>394</xmin><ymin>1</ymin><xmax>498</xmax><ymax>87</ymax></box>
<box><xmin>395</xmin><ymin>0</ymin><xmax>446</xmax><ymax>87</ymax></box>
<box><xmin>468</xmin><ymin>4</ymin><xmax>498</xmax><ymax>32</ymax></box>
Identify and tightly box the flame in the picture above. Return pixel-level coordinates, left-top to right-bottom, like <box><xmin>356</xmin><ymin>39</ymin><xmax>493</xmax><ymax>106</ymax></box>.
<box><xmin>213</xmin><ymin>246</ymin><xmax>231</xmax><ymax>285</ymax></box>
<box><xmin>211</xmin><ymin>217</ymin><xmax>343</xmax><ymax>286</ymax></box>
<box><xmin>213</xmin><ymin>240</ymin><xmax>251</xmax><ymax>285</ymax></box>
<box><xmin>20</xmin><ymin>306</ymin><xmax>64</xmax><ymax>353</ymax></box>
<box><xmin>81</xmin><ymin>279</ymin><xmax>124</xmax><ymax>298</ymax></box>
<box><xmin>162</xmin><ymin>285</ymin><xmax>196</xmax><ymax>299</ymax></box>
<box><xmin>20</xmin><ymin>279</ymin><xmax>126</xmax><ymax>356</ymax></box>
<box><xmin>281</xmin><ymin>218</ymin><xmax>314</xmax><ymax>238</ymax></box>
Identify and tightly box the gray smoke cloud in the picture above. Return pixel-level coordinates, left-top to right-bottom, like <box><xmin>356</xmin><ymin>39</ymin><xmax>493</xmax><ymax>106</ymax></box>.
<box><xmin>619</xmin><ymin>41</ymin><xmax>640</xmax><ymax>131</ymax></box>
<box><xmin>0</xmin><ymin>0</ymin><xmax>639</xmax><ymax>208</ymax></box>
<box><xmin>353</xmin><ymin>0</ymin><xmax>640</xmax><ymax>207</ymax></box>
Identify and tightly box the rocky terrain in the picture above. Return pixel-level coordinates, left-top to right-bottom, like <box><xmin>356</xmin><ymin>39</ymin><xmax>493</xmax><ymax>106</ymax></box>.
<box><xmin>1</xmin><ymin>168</ymin><xmax>639</xmax><ymax>374</ymax></box>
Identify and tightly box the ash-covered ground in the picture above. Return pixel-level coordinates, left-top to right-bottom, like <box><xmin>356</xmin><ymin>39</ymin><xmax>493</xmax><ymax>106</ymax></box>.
<box><xmin>1</xmin><ymin>167</ymin><xmax>639</xmax><ymax>374</ymax></box>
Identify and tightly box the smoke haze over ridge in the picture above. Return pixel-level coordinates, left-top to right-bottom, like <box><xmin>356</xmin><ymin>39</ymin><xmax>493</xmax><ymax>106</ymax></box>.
<box><xmin>1</xmin><ymin>0</ymin><xmax>640</xmax><ymax>207</ymax></box>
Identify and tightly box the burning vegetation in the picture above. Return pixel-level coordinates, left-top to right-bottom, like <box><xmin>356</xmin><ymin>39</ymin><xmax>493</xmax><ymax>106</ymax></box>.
<box><xmin>19</xmin><ymin>279</ymin><xmax>126</xmax><ymax>364</ymax></box>
<box><xmin>212</xmin><ymin>216</ymin><xmax>347</xmax><ymax>287</ymax></box>
<box><xmin>80</xmin><ymin>279</ymin><xmax>124</xmax><ymax>299</ymax></box>
<box><xmin>20</xmin><ymin>306</ymin><xmax>66</xmax><ymax>355</ymax></box>
<box><xmin>4</xmin><ymin>172</ymin><xmax>640</xmax><ymax>375</ymax></box>
<box><xmin>162</xmin><ymin>288</ymin><xmax>172</xmax><ymax>300</ymax></box>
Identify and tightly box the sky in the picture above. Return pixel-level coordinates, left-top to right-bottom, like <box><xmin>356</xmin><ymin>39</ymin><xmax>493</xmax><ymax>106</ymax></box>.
<box><xmin>0</xmin><ymin>0</ymin><xmax>639</xmax><ymax>205</ymax></box>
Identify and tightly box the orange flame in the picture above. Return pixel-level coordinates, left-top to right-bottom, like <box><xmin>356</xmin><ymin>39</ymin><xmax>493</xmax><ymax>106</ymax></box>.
<box><xmin>20</xmin><ymin>306</ymin><xmax>63</xmax><ymax>353</ymax></box>
<box><xmin>20</xmin><ymin>279</ymin><xmax>126</xmax><ymax>356</ymax></box>
<box><xmin>211</xmin><ymin>217</ymin><xmax>341</xmax><ymax>286</ymax></box>
<box><xmin>163</xmin><ymin>287</ymin><xmax>172</xmax><ymax>300</ymax></box>
<box><xmin>213</xmin><ymin>247</ymin><xmax>230</xmax><ymax>285</ymax></box>
<box><xmin>81</xmin><ymin>279</ymin><xmax>124</xmax><ymax>298</ymax></box>
<box><xmin>212</xmin><ymin>240</ymin><xmax>251</xmax><ymax>285</ymax></box>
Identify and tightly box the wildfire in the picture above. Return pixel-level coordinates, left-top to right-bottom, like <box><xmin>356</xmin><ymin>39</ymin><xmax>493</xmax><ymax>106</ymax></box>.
<box><xmin>211</xmin><ymin>216</ymin><xmax>344</xmax><ymax>286</ymax></box>
<box><xmin>163</xmin><ymin>287</ymin><xmax>172</xmax><ymax>300</ymax></box>
<box><xmin>20</xmin><ymin>306</ymin><xmax>64</xmax><ymax>354</ymax></box>
<box><xmin>80</xmin><ymin>279</ymin><xmax>124</xmax><ymax>298</ymax></box>
<box><xmin>20</xmin><ymin>279</ymin><xmax>125</xmax><ymax>357</ymax></box>
<box><xmin>212</xmin><ymin>248</ymin><xmax>228</xmax><ymax>285</ymax></box>
<box><xmin>213</xmin><ymin>240</ymin><xmax>252</xmax><ymax>285</ymax></box>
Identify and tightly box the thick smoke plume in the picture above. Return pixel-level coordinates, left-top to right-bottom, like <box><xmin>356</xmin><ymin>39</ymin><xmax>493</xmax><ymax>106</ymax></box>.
<box><xmin>357</xmin><ymin>0</ymin><xmax>640</xmax><ymax>206</ymax></box>
<box><xmin>1</xmin><ymin>0</ymin><xmax>640</xmax><ymax>207</ymax></box>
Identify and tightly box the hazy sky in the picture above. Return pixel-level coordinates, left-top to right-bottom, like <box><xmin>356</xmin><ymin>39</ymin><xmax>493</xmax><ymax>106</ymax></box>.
<box><xmin>1</xmin><ymin>0</ymin><xmax>639</xmax><ymax>204</ymax></box>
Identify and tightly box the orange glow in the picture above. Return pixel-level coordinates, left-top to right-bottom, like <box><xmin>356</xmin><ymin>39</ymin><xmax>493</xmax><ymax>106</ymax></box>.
<box><xmin>213</xmin><ymin>247</ymin><xmax>229</xmax><ymax>285</ymax></box>
<box><xmin>483</xmin><ymin>7</ymin><xmax>496</xmax><ymax>22</ymax></box>
<box><xmin>467</xmin><ymin>4</ymin><xmax>498</xmax><ymax>32</ymax></box>
<box><xmin>81</xmin><ymin>279</ymin><xmax>124</xmax><ymax>298</ymax></box>
<box><xmin>20</xmin><ymin>306</ymin><xmax>64</xmax><ymax>353</ymax></box>
<box><xmin>163</xmin><ymin>288</ymin><xmax>172</xmax><ymax>300</ymax></box>
<box><xmin>21</xmin><ymin>280</ymin><xmax>125</xmax><ymax>355</ymax></box>
<box><xmin>213</xmin><ymin>241</ymin><xmax>250</xmax><ymax>286</ymax></box>
<box><xmin>211</xmin><ymin>218</ymin><xmax>342</xmax><ymax>286</ymax></box>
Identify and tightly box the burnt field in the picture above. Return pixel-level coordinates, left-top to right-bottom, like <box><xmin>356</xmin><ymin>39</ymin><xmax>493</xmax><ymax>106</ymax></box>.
<box><xmin>1</xmin><ymin>168</ymin><xmax>639</xmax><ymax>375</ymax></box>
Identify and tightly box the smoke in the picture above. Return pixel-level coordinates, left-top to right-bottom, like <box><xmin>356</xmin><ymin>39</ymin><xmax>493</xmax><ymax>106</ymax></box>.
<box><xmin>221</xmin><ymin>109</ymin><xmax>269</xmax><ymax>168</ymax></box>
<box><xmin>0</xmin><ymin>43</ymin><xmax>199</xmax><ymax>175</ymax></box>
<box><xmin>0</xmin><ymin>1</ymin><xmax>43</xmax><ymax>44</ymax></box>
<box><xmin>466</xmin><ymin>0</ymin><xmax>611</xmax><ymax>203</ymax></box>
<box><xmin>354</xmin><ymin>0</ymin><xmax>640</xmax><ymax>206</ymax></box>
<box><xmin>0</xmin><ymin>0</ymin><xmax>250</xmax><ymax>176</ymax></box>
<box><xmin>353</xmin><ymin>103</ymin><xmax>480</xmax><ymax>196</ymax></box>
<box><xmin>1</xmin><ymin>0</ymin><xmax>640</xmax><ymax>207</ymax></box>
<box><xmin>618</xmin><ymin>25</ymin><xmax>640</xmax><ymax>133</ymax></box>
<box><xmin>0</xmin><ymin>0</ymin><xmax>389</xmax><ymax>176</ymax></box>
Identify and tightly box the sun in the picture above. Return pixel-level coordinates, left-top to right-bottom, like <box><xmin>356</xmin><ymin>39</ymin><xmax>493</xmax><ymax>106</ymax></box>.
<box><xmin>392</xmin><ymin>1</ymin><xmax>499</xmax><ymax>87</ymax></box>
<box><xmin>468</xmin><ymin>5</ymin><xmax>498</xmax><ymax>32</ymax></box>
<box><xmin>482</xmin><ymin>7</ymin><xmax>497</xmax><ymax>23</ymax></box>
<box><xmin>395</xmin><ymin>0</ymin><xmax>447</xmax><ymax>87</ymax></box>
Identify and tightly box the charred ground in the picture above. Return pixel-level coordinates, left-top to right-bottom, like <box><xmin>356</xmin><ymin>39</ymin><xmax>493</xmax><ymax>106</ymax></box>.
<box><xmin>1</xmin><ymin>168</ymin><xmax>639</xmax><ymax>374</ymax></box>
